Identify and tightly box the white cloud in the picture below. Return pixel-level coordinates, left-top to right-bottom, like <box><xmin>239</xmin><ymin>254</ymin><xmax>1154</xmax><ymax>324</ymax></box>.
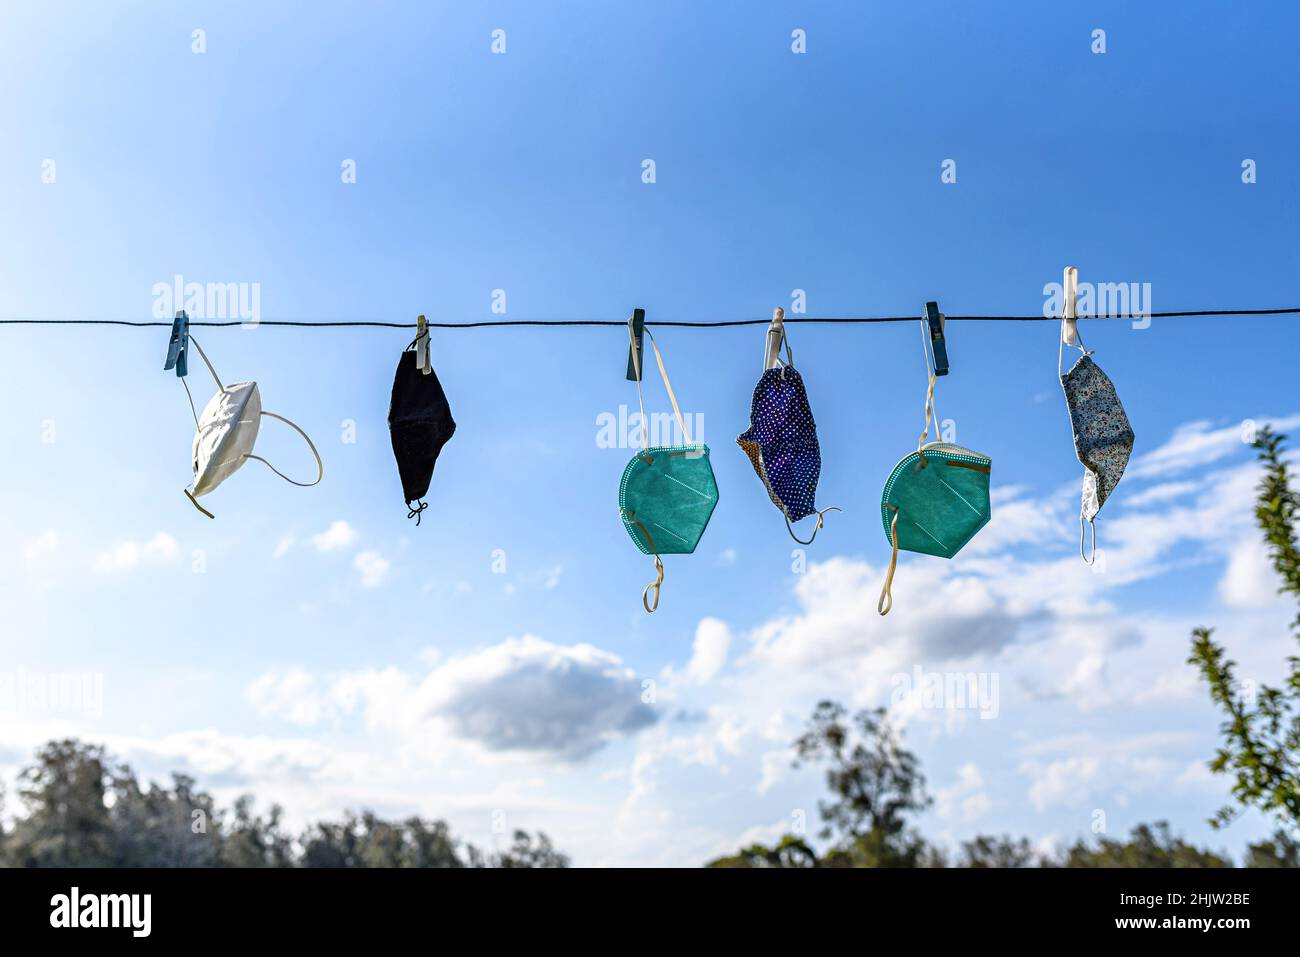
<box><xmin>757</xmin><ymin>749</ymin><xmax>787</xmax><ymax>796</ymax></box>
<box><xmin>936</xmin><ymin>762</ymin><xmax>991</xmax><ymax>822</ymax></box>
<box><xmin>684</xmin><ymin>618</ymin><xmax>731</xmax><ymax>685</ymax></box>
<box><xmin>354</xmin><ymin>550</ymin><xmax>390</xmax><ymax>587</ymax></box>
<box><xmin>93</xmin><ymin>532</ymin><xmax>178</xmax><ymax>573</ymax></box>
<box><xmin>414</xmin><ymin>636</ymin><xmax>657</xmax><ymax>759</ymax></box>
<box><xmin>1128</xmin><ymin>415</ymin><xmax>1300</xmax><ymax>480</ymax></box>
<box><xmin>273</xmin><ymin>535</ymin><xmax>295</xmax><ymax>559</ymax></box>
<box><xmin>1022</xmin><ymin>755</ymin><xmax>1101</xmax><ymax>812</ymax></box>
<box><xmin>1121</xmin><ymin>481</ymin><xmax>1198</xmax><ymax>508</ymax></box>
<box><xmin>716</xmin><ymin>548</ymin><xmax>738</xmax><ymax>567</ymax></box>
<box><xmin>242</xmin><ymin>635</ymin><xmax>660</xmax><ymax>762</ymax></box>
<box><xmin>310</xmin><ymin>520</ymin><xmax>358</xmax><ymax>553</ymax></box>
<box><xmin>543</xmin><ymin>565</ymin><xmax>564</xmax><ymax>590</ymax></box>
<box><xmin>246</xmin><ymin>667</ymin><xmax>330</xmax><ymax>726</ymax></box>
<box><xmin>1218</xmin><ymin>536</ymin><xmax>1279</xmax><ymax>608</ymax></box>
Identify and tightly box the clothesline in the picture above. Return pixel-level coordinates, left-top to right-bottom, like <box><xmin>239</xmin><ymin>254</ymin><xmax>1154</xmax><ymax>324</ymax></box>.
<box><xmin>0</xmin><ymin>306</ymin><xmax>1297</xmax><ymax>329</ymax></box>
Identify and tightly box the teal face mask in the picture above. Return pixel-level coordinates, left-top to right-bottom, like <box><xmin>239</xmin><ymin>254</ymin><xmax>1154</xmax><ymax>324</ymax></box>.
<box><xmin>878</xmin><ymin>442</ymin><xmax>992</xmax><ymax>613</ymax></box>
<box><xmin>878</xmin><ymin>315</ymin><xmax>991</xmax><ymax>615</ymax></box>
<box><xmin>619</xmin><ymin>324</ymin><xmax>718</xmax><ymax>612</ymax></box>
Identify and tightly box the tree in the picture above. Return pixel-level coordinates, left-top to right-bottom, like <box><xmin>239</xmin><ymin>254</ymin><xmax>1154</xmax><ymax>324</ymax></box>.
<box><xmin>792</xmin><ymin>701</ymin><xmax>932</xmax><ymax>867</ymax></box>
<box><xmin>0</xmin><ymin>738</ymin><xmax>568</xmax><ymax>869</ymax></box>
<box><xmin>220</xmin><ymin>796</ymin><xmax>295</xmax><ymax>868</ymax></box>
<box><xmin>472</xmin><ymin>830</ymin><xmax>571</xmax><ymax>869</ymax></box>
<box><xmin>1059</xmin><ymin>822</ymin><xmax>1231</xmax><ymax>868</ymax></box>
<box><xmin>7</xmin><ymin>740</ymin><xmax>117</xmax><ymax>866</ymax></box>
<box><xmin>109</xmin><ymin>772</ymin><xmax>222</xmax><ymax>867</ymax></box>
<box><xmin>958</xmin><ymin>835</ymin><xmax>1040</xmax><ymax>868</ymax></box>
<box><xmin>1242</xmin><ymin>830</ymin><xmax>1300</xmax><ymax>868</ymax></box>
<box><xmin>706</xmin><ymin>835</ymin><xmax>818</xmax><ymax>869</ymax></box>
<box><xmin>1189</xmin><ymin>426</ymin><xmax>1300</xmax><ymax>832</ymax></box>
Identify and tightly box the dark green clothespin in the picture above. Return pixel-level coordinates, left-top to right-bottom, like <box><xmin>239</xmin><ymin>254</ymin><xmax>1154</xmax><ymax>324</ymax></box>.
<box><xmin>924</xmin><ymin>301</ymin><xmax>949</xmax><ymax>376</ymax></box>
<box><xmin>164</xmin><ymin>310</ymin><xmax>189</xmax><ymax>377</ymax></box>
<box><xmin>625</xmin><ymin>307</ymin><xmax>646</xmax><ymax>380</ymax></box>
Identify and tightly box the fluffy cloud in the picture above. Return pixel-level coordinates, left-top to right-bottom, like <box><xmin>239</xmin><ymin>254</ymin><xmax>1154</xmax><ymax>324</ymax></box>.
<box><xmin>246</xmin><ymin>668</ymin><xmax>332</xmax><ymax>726</ymax></box>
<box><xmin>1127</xmin><ymin>415</ymin><xmax>1300</xmax><ymax>480</ymax></box>
<box><xmin>683</xmin><ymin>618</ymin><xmax>731</xmax><ymax>685</ymax></box>
<box><xmin>354</xmin><ymin>550</ymin><xmax>390</xmax><ymax>588</ymax></box>
<box><xmin>936</xmin><ymin>762</ymin><xmax>992</xmax><ymax>822</ymax></box>
<box><xmin>244</xmin><ymin>636</ymin><xmax>658</xmax><ymax>763</ymax></box>
<box><xmin>1218</xmin><ymin>536</ymin><xmax>1280</xmax><ymax>608</ymax></box>
<box><xmin>310</xmin><ymin>520</ymin><xmax>358</xmax><ymax>552</ymax></box>
<box><xmin>414</xmin><ymin>636</ymin><xmax>657</xmax><ymax>759</ymax></box>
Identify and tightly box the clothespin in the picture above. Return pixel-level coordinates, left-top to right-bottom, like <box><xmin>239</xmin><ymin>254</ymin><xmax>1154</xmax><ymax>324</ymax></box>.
<box><xmin>923</xmin><ymin>301</ymin><xmax>949</xmax><ymax>376</ymax></box>
<box><xmin>764</xmin><ymin>307</ymin><xmax>786</xmax><ymax>370</ymax></box>
<box><xmin>163</xmin><ymin>310</ymin><xmax>189</xmax><ymax>378</ymax></box>
<box><xmin>626</xmin><ymin>307</ymin><xmax>646</xmax><ymax>381</ymax></box>
<box><xmin>415</xmin><ymin>314</ymin><xmax>432</xmax><ymax>375</ymax></box>
<box><xmin>1061</xmin><ymin>266</ymin><xmax>1082</xmax><ymax>348</ymax></box>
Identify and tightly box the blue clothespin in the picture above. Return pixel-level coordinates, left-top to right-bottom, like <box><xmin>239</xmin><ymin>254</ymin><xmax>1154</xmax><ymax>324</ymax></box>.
<box><xmin>164</xmin><ymin>310</ymin><xmax>190</xmax><ymax>378</ymax></box>
<box><xmin>923</xmin><ymin>300</ymin><xmax>949</xmax><ymax>376</ymax></box>
<box><xmin>626</xmin><ymin>307</ymin><xmax>646</xmax><ymax>381</ymax></box>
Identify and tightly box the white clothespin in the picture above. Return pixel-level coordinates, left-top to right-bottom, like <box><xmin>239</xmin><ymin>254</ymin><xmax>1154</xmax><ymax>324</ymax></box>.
<box><xmin>415</xmin><ymin>314</ymin><xmax>432</xmax><ymax>375</ymax></box>
<box><xmin>764</xmin><ymin>307</ymin><xmax>786</xmax><ymax>371</ymax></box>
<box><xmin>1062</xmin><ymin>266</ymin><xmax>1082</xmax><ymax>349</ymax></box>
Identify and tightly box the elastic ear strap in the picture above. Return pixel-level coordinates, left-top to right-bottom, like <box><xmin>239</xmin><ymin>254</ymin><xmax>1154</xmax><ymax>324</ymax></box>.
<box><xmin>784</xmin><ymin>505</ymin><xmax>842</xmax><ymax>546</ymax></box>
<box><xmin>186</xmin><ymin>334</ymin><xmax>225</xmax><ymax>392</ymax></box>
<box><xmin>916</xmin><ymin>318</ymin><xmax>940</xmax><ymax>451</ymax></box>
<box><xmin>628</xmin><ymin>320</ymin><xmax>649</xmax><ymax>451</ymax></box>
<box><xmin>184</xmin><ymin>488</ymin><xmax>215</xmax><ymax>519</ymax></box>
<box><xmin>878</xmin><ymin>505</ymin><xmax>900</xmax><ymax>616</ymax></box>
<box><xmin>918</xmin><ymin>371</ymin><xmax>938</xmax><ymax>455</ymax></box>
<box><xmin>248</xmin><ymin>411</ymin><xmax>324</xmax><ymax>487</ymax></box>
<box><xmin>642</xmin><ymin>328</ymin><xmax>693</xmax><ymax>445</ymax></box>
<box><xmin>626</xmin><ymin>512</ymin><xmax>665</xmax><ymax>613</ymax></box>
<box><xmin>643</xmin><ymin>556</ymin><xmax>664</xmax><ymax>614</ymax></box>
<box><xmin>1080</xmin><ymin>512</ymin><xmax>1097</xmax><ymax>565</ymax></box>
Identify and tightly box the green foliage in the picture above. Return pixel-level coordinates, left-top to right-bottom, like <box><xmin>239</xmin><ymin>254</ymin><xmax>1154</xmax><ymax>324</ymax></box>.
<box><xmin>1188</xmin><ymin>426</ymin><xmax>1300</xmax><ymax>831</ymax></box>
<box><xmin>0</xmin><ymin>739</ymin><xmax>566</xmax><ymax>869</ymax></box>
<box><xmin>1241</xmin><ymin>830</ymin><xmax>1300</xmax><ymax>868</ymax></box>
<box><xmin>1060</xmin><ymin>822</ymin><xmax>1231</xmax><ymax>868</ymax></box>
<box><xmin>958</xmin><ymin>834</ymin><xmax>1039</xmax><ymax>868</ymax></box>
<box><xmin>707</xmin><ymin>835</ymin><xmax>818</xmax><ymax>868</ymax></box>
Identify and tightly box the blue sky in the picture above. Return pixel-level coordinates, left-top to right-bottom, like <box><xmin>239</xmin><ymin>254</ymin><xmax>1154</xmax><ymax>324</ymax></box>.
<box><xmin>2</xmin><ymin>1</ymin><xmax>1299</xmax><ymax>865</ymax></box>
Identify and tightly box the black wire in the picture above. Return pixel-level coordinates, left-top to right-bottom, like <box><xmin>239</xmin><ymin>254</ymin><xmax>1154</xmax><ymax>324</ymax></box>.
<box><xmin>0</xmin><ymin>307</ymin><xmax>1295</xmax><ymax>329</ymax></box>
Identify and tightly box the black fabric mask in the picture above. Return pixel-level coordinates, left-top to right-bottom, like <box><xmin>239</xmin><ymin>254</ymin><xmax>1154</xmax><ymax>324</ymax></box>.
<box><xmin>388</xmin><ymin>351</ymin><xmax>456</xmax><ymax>523</ymax></box>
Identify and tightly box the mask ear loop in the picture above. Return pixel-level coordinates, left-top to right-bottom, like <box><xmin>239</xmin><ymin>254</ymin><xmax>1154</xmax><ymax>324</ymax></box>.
<box><xmin>916</xmin><ymin>319</ymin><xmax>941</xmax><ymax>467</ymax></box>
<box><xmin>624</xmin><ymin>512</ymin><xmax>665</xmax><ymax>613</ymax></box>
<box><xmin>785</xmin><ymin>505</ymin><xmax>842</xmax><ymax>545</ymax></box>
<box><xmin>1080</xmin><ymin>513</ymin><xmax>1097</xmax><ymax>565</ymax></box>
<box><xmin>246</xmin><ymin>411</ymin><xmax>324</xmax><ymax>487</ymax></box>
<box><xmin>641</xmin><ymin>327</ymin><xmax>693</xmax><ymax>445</ymax></box>
<box><xmin>877</xmin><ymin>503</ymin><xmax>900</xmax><ymax>615</ymax></box>
<box><xmin>628</xmin><ymin>319</ymin><xmax>652</xmax><ymax>462</ymax></box>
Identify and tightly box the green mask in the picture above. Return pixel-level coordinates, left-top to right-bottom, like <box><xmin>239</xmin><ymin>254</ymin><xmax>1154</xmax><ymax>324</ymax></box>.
<box><xmin>878</xmin><ymin>442</ymin><xmax>992</xmax><ymax>615</ymax></box>
<box><xmin>619</xmin><ymin>324</ymin><xmax>718</xmax><ymax>612</ymax></box>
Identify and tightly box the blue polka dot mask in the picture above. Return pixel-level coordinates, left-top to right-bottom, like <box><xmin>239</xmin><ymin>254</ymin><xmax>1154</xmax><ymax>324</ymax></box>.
<box><xmin>736</xmin><ymin>338</ymin><xmax>839</xmax><ymax>544</ymax></box>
